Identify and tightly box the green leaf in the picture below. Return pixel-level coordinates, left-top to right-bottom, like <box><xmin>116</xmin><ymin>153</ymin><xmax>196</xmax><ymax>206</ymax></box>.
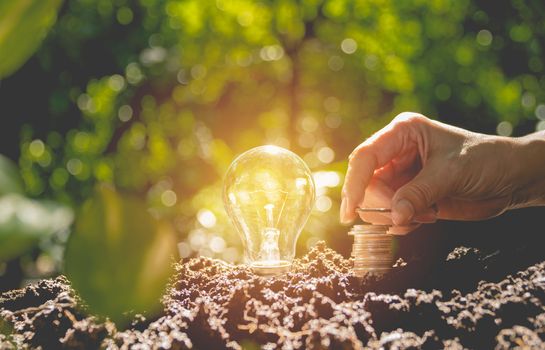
<box><xmin>0</xmin><ymin>155</ymin><xmax>23</xmax><ymax>196</ymax></box>
<box><xmin>64</xmin><ymin>185</ymin><xmax>177</xmax><ymax>324</ymax></box>
<box><xmin>0</xmin><ymin>0</ymin><xmax>63</xmax><ymax>78</ymax></box>
<box><xmin>0</xmin><ymin>194</ymin><xmax>73</xmax><ymax>260</ymax></box>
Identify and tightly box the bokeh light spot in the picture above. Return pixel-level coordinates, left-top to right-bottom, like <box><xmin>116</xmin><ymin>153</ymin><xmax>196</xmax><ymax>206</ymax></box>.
<box><xmin>67</xmin><ymin>159</ymin><xmax>83</xmax><ymax>175</ymax></box>
<box><xmin>140</xmin><ymin>47</ymin><xmax>167</xmax><ymax>66</ymax></box>
<box><xmin>36</xmin><ymin>254</ymin><xmax>55</xmax><ymax>275</ymax></box>
<box><xmin>535</xmin><ymin>104</ymin><xmax>545</xmax><ymax>120</ymax></box>
<box><xmin>210</xmin><ymin>236</ymin><xmax>226</xmax><ymax>253</ymax></box>
<box><xmin>260</xmin><ymin>45</ymin><xmax>284</xmax><ymax>61</ymax></box>
<box><xmin>315</xmin><ymin>195</ymin><xmax>332</xmax><ymax>212</ymax></box>
<box><xmin>118</xmin><ymin>105</ymin><xmax>133</xmax><ymax>122</ymax></box>
<box><xmin>317</xmin><ymin>147</ymin><xmax>335</xmax><ymax>164</ymax></box>
<box><xmin>328</xmin><ymin>55</ymin><xmax>344</xmax><ymax>71</ymax></box>
<box><xmin>37</xmin><ymin>153</ymin><xmax>51</xmax><ymax>167</ymax></box>
<box><xmin>77</xmin><ymin>94</ymin><xmax>91</xmax><ymax>111</ymax></box>
<box><xmin>189</xmin><ymin>229</ymin><xmax>207</xmax><ymax>250</ymax></box>
<box><xmin>510</xmin><ymin>24</ymin><xmax>531</xmax><ymax>43</ymax></box>
<box><xmin>126</xmin><ymin>63</ymin><xmax>144</xmax><ymax>85</ymax></box>
<box><xmin>476</xmin><ymin>30</ymin><xmax>493</xmax><ymax>46</ymax></box>
<box><xmin>325</xmin><ymin>114</ymin><xmax>342</xmax><ymax>128</ymax></box>
<box><xmin>323</xmin><ymin>96</ymin><xmax>340</xmax><ymax>113</ymax></box>
<box><xmin>341</xmin><ymin>38</ymin><xmax>357</xmax><ymax>54</ymax></box>
<box><xmin>29</xmin><ymin>140</ymin><xmax>45</xmax><ymax>158</ymax></box>
<box><xmin>521</xmin><ymin>92</ymin><xmax>536</xmax><ymax>109</ymax></box>
<box><xmin>300</xmin><ymin>115</ymin><xmax>318</xmax><ymax>132</ymax></box>
<box><xmin>496</xmin><ymin>121</ymin><xmax>513</xmax><ymax>136</ymax></box>
<box><xmin>234</xmin><ymin>51</ymin><xmax>253</xmax><ymax>67</ymax></box>
<box><xmin>197</xmin><ymin>209</ymin><xmax>216</xmax><ymax>228</ymax></box>
<box><xmin>313</xmin><ymin>171</ymin><xmax>340</xmax><ymax>188</ymax></box>
<box><xmin>108</xmin><ymin>74</ymin><xmax>126</xmax><ymax>91</ymax></box>
<box><xmin>190</xmin><ymin>65</ymin><xmax>207</xmax><ymax>80</ymax></box>
<box><xmin>161</xmin><ymin>190</ymin><xmax>177</xmax><ymax>207</ymax></box>
<box><xmin>237</xmin><ymin>11</ymin><xmax>254</xmax><ymax>27</ymax></box>
<box><xmin>117</xmin><ymin>7</ymin><xmax>134</xmax><ymax>25</ymax></box>
<box><xmin>73</xmin><ymin>132</ymin><xmax>90</xmax><ymax>152</ymax></box>
<box><xmin>176</xmin><ymin>69</ymin><xmax>189</xmax><ymax>85</ymax></box>
<box><xmin>364</xmin><ymin>55</ymin><xmax>378</xmax><ymax>70</ymax></box>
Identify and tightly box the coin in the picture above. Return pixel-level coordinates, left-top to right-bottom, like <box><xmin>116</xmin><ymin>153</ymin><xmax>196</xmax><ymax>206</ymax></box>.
<box><xmin>348</xmin><ymin>216</ymin><xmax>394</xmax><ymax>276</ymax></box>
<box><xmin>356</xmin><ymin>208</ymin><xmax>391</xmax><ymax>213</ymax></box>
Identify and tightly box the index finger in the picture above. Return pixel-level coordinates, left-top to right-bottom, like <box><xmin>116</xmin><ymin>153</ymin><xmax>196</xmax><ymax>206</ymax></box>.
<box><xmin>341</xmin><ymin>113</ymin><xmax>423</xmax><ymax>223</ymax></box>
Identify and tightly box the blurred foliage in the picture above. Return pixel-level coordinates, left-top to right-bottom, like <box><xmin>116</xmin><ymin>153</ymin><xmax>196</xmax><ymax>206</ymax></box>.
<box><xmin>65</xmin><ymin>185</ymin><xmax>176</xmax><ymax>323</ymax></box>
<box><xmin>0</xmin><ymin>155</ymin><xmax>24</xmax><ymax>196</ymax></box>
<box><xmin>2</xmin><ymin>0</ymin><xmax>545</xmax><ymax>292</ymax></box>
<box><xmin>0</xmin><ymin>0</ymin><xmax>62</xmax><ymax>78</ymax></box>
<box><xmin>0</xmin><ymin>155</ymin><xmax>72</xmax><ymax>261</ymax></box>
<box><xmin>0</xmin><ymin>194</ymin><xmax>72</xmax><ymax>261</ymax></box>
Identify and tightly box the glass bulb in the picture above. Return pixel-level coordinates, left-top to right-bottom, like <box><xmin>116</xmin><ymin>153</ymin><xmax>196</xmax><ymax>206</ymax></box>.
<box><xmin>223</xmin><ymin>145</ymin><xmax>315</xmax><ymax>276</ymax></box>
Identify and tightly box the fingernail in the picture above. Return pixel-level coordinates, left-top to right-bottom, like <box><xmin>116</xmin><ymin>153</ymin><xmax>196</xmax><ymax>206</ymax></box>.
<box><xmin>392</xmin><ymin>199</ymin><xmax>414</xmax><ymax>225</ymax></box>
<box><xmin>340</xmin><ymin>197</ymin><xmax>351</xmax><ymax>224</ymax></box>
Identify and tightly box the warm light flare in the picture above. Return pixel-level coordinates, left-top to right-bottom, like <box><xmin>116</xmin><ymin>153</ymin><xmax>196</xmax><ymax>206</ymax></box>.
<box><xmin>223</xmin><ymin>146</ymin><xmax>315</xmax><ymax>276</ymax></box>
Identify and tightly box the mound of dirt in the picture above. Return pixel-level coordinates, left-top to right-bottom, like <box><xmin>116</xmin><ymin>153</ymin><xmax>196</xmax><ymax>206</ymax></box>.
<box><xmin>1</xmin><ymin>242</ymin><xmax>545</xmax><ymax>349</ymax></box>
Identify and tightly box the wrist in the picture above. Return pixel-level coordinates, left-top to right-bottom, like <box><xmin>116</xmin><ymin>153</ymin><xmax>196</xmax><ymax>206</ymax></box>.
<box><xmin>509</xmin><ymin>131</ymin><xmax>545</xmax><ymax>208</ymax></box>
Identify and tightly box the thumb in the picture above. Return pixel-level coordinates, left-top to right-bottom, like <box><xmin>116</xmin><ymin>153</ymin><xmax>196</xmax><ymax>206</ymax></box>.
<box><xmin>391</xmin><ymin>166</ymin><xmax>448</xmax><ymax>225</ymax></box>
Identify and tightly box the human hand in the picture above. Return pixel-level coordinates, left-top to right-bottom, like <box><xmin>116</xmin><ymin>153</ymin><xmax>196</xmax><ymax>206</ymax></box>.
<box><xmin>340</xmin><ymin>112</ymin><xmax>545</xmax><ymax>232</ymax></box>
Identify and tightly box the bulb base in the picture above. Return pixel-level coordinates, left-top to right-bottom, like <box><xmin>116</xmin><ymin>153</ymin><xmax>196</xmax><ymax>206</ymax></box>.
<box><xmin>251</xmin><ymin>260</ymin><xmax>291</xmax><ymax>277</ymax></box>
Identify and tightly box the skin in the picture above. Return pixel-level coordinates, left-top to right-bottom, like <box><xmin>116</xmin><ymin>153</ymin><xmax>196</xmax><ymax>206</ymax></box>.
<box><xmin>340</xmin><ymin>112</ymin><xmax>545</xmax><ymax>234</ymax></box>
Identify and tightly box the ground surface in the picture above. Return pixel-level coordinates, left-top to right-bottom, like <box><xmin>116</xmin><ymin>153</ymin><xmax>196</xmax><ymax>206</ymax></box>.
<box><xmin>1</xmin><ymin>241</ymin><xmax>545</xmax><ymax>349</ymax></box>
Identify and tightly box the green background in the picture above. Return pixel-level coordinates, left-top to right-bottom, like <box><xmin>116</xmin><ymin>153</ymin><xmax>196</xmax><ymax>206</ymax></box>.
<box><xmin>1</xmin><ymin>0</ymin><xmax>545</xmax><ymax>320</ymax></box>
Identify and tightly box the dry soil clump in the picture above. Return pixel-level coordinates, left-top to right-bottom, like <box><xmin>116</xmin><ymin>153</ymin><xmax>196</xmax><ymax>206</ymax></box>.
<box><xmin>1</xmin><ymin>241</ymin><xmax>545</xmax><ymax>349</ymax></box>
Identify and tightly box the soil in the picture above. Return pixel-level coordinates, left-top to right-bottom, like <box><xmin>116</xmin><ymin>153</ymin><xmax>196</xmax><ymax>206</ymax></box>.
<box><xmin>1</xmin><ymin>241</ymin><xmax>545</xmax><ymax>349</ymax></box>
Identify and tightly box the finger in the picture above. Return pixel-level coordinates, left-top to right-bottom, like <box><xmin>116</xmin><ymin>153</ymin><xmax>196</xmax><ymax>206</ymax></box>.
<box><xmin>388</xmin><ymin>223</ymin><xmax>420</xmax><ymax>235</ymax></box>
<box><xmin>413</xmin><ymin>209</ymin><xmax>438</xmax><ymax>223</ymax></box>
<box><xmin>362</xmin><ymin>178</ymin><xmax>394</xmax><ymax>206</ymax></box>
<box><xmin>359</xmin><ymin>208</ymin><xmax>438</xmax><ymax>225</ymax></box>
<box><xmin>341</xmin><ymin>113</ymin><xmax>425</xmax><ymax>224</ymax></box>
<box><xmin>391</xmin><ymin>162</ymin><xmax>449</xmax><ymax>225</ymax></box>
<box><xmin>358</xmin><ymin>212</ymin><xmax>392</xmax><ymax>224</ymax></box>
<box><xmin>358</xmin><ymin>179</ymin><xmax>394</xmax><ymax>224</ymax></box>
<box><xmin>374</xmin><ymin>148</ymin><xmax>419</xmax><ymax>184</ymax></box>
<box><xmin>341</xmin><ymin>148</ymin><xmax>378</xmax><ymax>224</ymax></box>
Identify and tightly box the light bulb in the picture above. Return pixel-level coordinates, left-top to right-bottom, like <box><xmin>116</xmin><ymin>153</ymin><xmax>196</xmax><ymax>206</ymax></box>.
<box><xmin>223</xmin><ymin>145</ymin><xmax>315</xmax><ymax>276</ymax></box>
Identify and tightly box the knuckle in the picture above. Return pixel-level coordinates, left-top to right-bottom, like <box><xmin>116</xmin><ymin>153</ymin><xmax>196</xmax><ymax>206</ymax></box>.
<box><xmin>393</xmin><ymin>111</ymin><xmax>423</xmax><ymax>122</ymax></box>
<box><xmin>349</xmin><ymin>143</ymin><xmax>369</xmax><ymax>161</ymax></box>
<box><xmin>393</xmin><ymin>112</ymin><xmax>429</xmax><ymax>128</ymax></box>
<box><xmin>403</xmin><ymin>182</ymin><xmax>435</xmax><ymax>208</ymax></box>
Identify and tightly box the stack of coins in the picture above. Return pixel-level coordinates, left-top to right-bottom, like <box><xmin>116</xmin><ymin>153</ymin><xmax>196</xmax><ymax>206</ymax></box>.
<box><xmin>349</xmin><ymin>224</ymin><xmax>394</xmax><ymax>277</ymax></box>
